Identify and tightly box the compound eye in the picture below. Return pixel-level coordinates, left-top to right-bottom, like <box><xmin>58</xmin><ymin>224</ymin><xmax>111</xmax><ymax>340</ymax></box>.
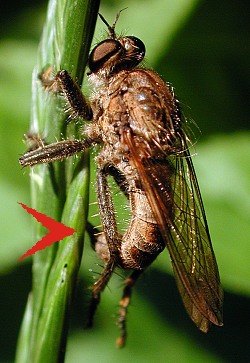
<box><xmin>88</xmin><ymin>39</ymin><xmax>122</xmax><ymax>73</ymax></box>
<box><xmin>126</xmin><ymin>36</ymin><xmax>145</xmax><ymax>57</ymax></box>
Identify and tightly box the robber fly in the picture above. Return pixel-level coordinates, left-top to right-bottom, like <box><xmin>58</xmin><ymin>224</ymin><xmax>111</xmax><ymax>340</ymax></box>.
<box><xmin>19</xmin><ymin>12</ymin><xmax>223</xmax><ymax>347</ymax></box>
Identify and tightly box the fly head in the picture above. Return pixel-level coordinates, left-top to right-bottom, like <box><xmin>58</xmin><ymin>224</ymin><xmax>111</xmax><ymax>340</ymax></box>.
<box><xmin>88</xmin><ymin>12</ymin><xmax>145</xmax><ymax>75</ymax></box>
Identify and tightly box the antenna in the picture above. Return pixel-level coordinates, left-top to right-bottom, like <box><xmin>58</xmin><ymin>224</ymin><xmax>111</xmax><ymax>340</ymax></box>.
<box><xmin>98</xmin><ymin>8</ymin><xmax>128</xmax><ymax>39</ymax></box>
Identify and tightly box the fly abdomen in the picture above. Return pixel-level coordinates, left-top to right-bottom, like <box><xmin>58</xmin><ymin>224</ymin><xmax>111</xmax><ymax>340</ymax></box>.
<box><xmin>120</xmin><ymin>188</ymin><xmax>165</xmax><ymax>270</ymax></box>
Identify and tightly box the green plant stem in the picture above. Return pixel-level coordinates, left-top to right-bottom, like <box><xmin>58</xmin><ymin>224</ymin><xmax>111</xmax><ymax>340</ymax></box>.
<box><xmin>15</xmin><ymin>0</ymin><xmax>100</xmax><ymax>362</ymax></box>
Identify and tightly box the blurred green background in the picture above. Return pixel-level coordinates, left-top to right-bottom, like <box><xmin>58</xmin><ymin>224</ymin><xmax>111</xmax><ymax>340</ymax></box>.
<box><xmin>0</xmin><ymin>0</ymin><xmax>249</xmax><ymax>362</ymax></box>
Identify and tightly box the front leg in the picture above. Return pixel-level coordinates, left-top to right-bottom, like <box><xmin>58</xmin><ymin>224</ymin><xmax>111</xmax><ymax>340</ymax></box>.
<box><xmin>40</xmin><ymin>68</ymin><xmax>92</xmax><ymax>120</ymax></box>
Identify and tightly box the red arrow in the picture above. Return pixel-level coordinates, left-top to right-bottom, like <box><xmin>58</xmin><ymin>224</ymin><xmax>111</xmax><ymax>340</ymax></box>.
<box><xmin>18</xmin><ymin>202</ymin><xmax>76</xmax><ymax>260</ymax></box>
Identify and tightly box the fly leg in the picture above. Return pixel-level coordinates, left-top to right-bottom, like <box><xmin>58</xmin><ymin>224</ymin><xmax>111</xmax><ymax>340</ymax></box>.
<box><xmin>20</xmin><ymin>68</ymin><xmax>99</xmax><ymax>166</ymax></box>
<box><xmin>19</xmin><ymin>138</ymin><xmax>95</xmax><ymax>167</ymax></box>
<box><xmin>86</xmin><ymin>222</ymin><xmax>110</xmax><ymax>263</ymax></box>
<box><xmin>87</xmin><ymin>167</ymin><xmax>122</xmax><ymax>327</ymax></box>
<box><xmin>116</xmin><ymin>270</ymin><xmax>143</xmax><ymax>348</ymax></box>
<box><xmin>39</xmin><ymin>68</ymin><xmax>93</xmax><ymax>120</ymax></box>
<box><xmin>86</xmin><ymin>222</ymin><xmax>99</xmax><ymax>250</ymax></box>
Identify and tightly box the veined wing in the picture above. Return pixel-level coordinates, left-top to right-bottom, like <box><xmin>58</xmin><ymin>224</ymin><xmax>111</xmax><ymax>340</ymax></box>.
<box><xmin>123</xmin><ymin>128</ymin><xmax>223</xmax><ymax>332</ymax></box>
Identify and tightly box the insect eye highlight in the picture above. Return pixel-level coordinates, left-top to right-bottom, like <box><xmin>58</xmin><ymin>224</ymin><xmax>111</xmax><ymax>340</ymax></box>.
<box><xmin>88</xmin><ymin>39</ymin><xmax>122</xmax><ymax>73</ymax></box>
<box><xmin>124</xmin><ymin>36</ymin><xmax>145</xmax><ymax>58</ymax></box>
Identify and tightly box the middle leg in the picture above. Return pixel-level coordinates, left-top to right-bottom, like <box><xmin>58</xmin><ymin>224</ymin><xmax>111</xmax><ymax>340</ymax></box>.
<box><xmin>87</xmin><ymin>166</ymin><xmax>122</xmax><ymax>326</ymax></box>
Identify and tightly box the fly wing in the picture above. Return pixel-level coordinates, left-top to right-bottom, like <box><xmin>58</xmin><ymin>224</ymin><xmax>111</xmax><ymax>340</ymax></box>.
<box><xmin>123</xmin><ymin>128</ymin><xmax>223</xmax><ymax>331</ymax></box>
<box><xmin>169</xmin><ymin>150</ymin><xmax>223</xmax><ymax>331</ymax></box>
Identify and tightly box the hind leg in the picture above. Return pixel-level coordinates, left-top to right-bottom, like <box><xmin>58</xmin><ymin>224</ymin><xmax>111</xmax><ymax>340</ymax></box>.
<box><xmin>116</xmin><ymin>270</ymin><xmax>143</xmax><ymax>348</ymax></box>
